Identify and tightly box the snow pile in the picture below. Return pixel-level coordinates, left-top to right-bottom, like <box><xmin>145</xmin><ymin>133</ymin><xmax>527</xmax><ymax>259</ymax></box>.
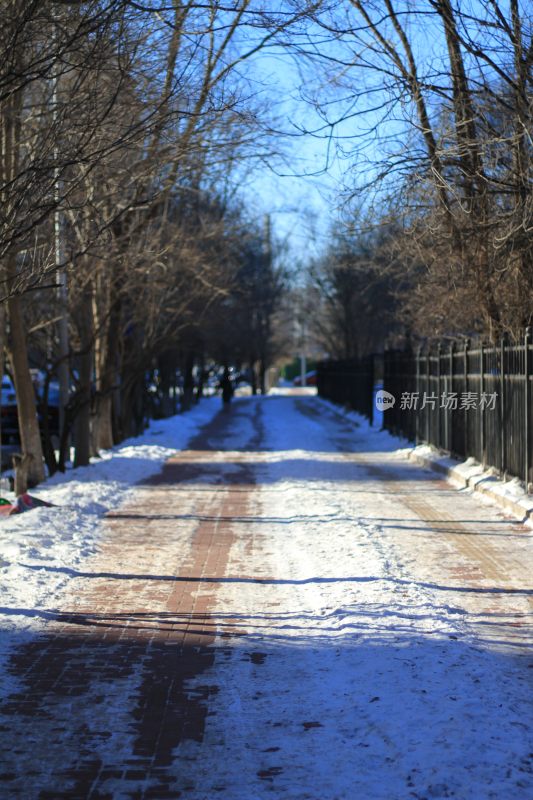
<box><xmin>317</xmin><ymin>394</ymin><xmax>533</xmax><ymax>523</ymax></box>
<box><xmin>0</xmin><ymin>397</ymin><xmax>221</xmax><ymax>636</ymax></box>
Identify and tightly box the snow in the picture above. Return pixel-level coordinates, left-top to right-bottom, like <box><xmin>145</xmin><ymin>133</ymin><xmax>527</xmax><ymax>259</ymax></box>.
<box><xmin>170</xmin><ymin>395</ymin><xmax>532</xmax><ymax>798</ymax></box>
<box><xmin>0</xmin><ymin>397</ymin><xmax>220</xmax><ymax>658</ymax></box>
<box><xmin>0</xmin><ymin>391</ymin><xmax>532</xmax><ymax>798</ymax></box>
<box><xmin>318</xmin><ymin>393</ymin><xmax>533</xmax><ymax>524</ymax></box>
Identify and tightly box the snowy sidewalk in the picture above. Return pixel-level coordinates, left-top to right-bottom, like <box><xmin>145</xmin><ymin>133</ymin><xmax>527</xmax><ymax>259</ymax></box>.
<box><xmin>0</xmin><ymin>394</ymin><xmax>532</xmax><ymax>799</ymax></box>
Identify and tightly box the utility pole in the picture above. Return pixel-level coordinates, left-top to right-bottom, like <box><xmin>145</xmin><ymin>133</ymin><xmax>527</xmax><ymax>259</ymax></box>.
<box><xmin>263</xmin><ymin>213</ymin><xmax>271</xmax><ymax>260</ymax></box>
<box><xmin>300</xmin><ymin>322</ymin><xmax>307</xmax><ymax>387</ymax></box>
<box><xmin>259</xmin><ymin>213</ymin><xmax>272</xmax><ymax>394</ymax></box>
<box><xmin>52</xmin><ymin>23</ymin><xmax>70</xmax><ymax>443</ymax></box>
<box><xmin>296</xmin><ymin>296</ymin><xmax>307</xmax><ymax>388</ymax></box>
<box><xmin>54</xmin><ymin>184</ymin><xmax>69</xmax><ymax>437</ymax></box>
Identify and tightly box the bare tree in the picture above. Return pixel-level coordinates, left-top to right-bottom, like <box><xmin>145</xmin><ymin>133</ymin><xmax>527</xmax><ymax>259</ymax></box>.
<box><xmin>307</xmin><ymin>220</ymin><xmax>404</xmax><ymax>358</ymax></box>
<box><xmin>0</xmin><ymin>0</ymin><xmax>148</xmax><ymax>485</ymax></box>
<box><xmin>1</xmin><ymin>1</ymin><xmax>321</xmax><ymax>483</ymax></box>
<box><xmin>297</xmin><ymin>0</ymin><xmax>532</xmax><ymax>340</ymax></box>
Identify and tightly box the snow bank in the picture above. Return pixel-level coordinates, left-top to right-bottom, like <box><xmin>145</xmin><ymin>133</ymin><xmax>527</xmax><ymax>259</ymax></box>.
<box><xmin>317</xmin><ymin>394</ymin><xmax>533</xmax><ymax>525</ymax></box>
<box><xmin>0</xmin><ymin>397</ymin><xmax>221</xmax><ymax>643</ymax></box>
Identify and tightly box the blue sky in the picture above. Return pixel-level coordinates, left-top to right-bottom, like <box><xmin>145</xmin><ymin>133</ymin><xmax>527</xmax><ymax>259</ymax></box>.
<box><xmin>235</xmin><ymin>0</ymin><xmax>530</xmax><ymax>267</ymax></box>
<box><xmin>238</xmin><ymin>46</ymin><xmax>342</xmax><ymax>267</ymax></box>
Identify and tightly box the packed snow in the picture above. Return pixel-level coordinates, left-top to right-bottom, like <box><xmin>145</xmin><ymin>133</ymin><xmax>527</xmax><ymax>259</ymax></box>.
<box><xmin>167</xmin><ymin>393</ymin><xmax>532</xmax><ymax>799</ymax></box>
<box><xmin>0</xmin><ymin>398</ymin><xmax>220</xmax><ymax>658</ymax></box>
<box><xmin>0</xmin><ymin>391</ymin><xmax>531</xmax><ymax>798</ymax></box>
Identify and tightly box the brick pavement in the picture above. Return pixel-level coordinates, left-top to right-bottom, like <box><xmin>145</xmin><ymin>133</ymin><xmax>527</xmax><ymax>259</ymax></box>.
<box><xmin>0</xmin><ymin>407</ymin><xmax>258</xmax><ymax>799</ymax></box>
<box><xmin>1</xmin><ymin>396</ymin><xmax>531</xmax><ymax>799</ymax></box>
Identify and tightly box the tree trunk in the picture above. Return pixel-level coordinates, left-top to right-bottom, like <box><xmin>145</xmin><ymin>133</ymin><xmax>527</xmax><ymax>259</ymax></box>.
<box><xmin>259</xmin><ymin>357</ymin><xmax>267</xmax><ymax>395</ymax></box>
<box><xmin>180</xmin><ymin>352</ymin><xmax>195</xmax><ymax>412</ymax></box>
<box><xmin>73</xmin><ymin>285</ymin><xmax>94</xmax><ymax>467</ymax></box>
<box><xmin>94</xmin><ymin>393</ymin><xmax>114</xmax><ymax>451</ymax></box>
<box><xmin>119</xmin><ymin>376</ymin><xmax>146</xmax><ymax>439</ymax></box>
<box><xmin>0</xmin><ymin>299</ymin><xmax>6</xmax><ymax>468</ymax></box>
<box><xmin>158</xmin><ymin>352</ymin><xmax>176</xmax><ymax>417</ymax></box>
<box><xmin>250</xmin><ymin>358</ymin><xmax>258</xmax><ymax>395</ymax></box>
<box><xmin>73</xmin><ymin>351</ymin><xmax>93</xmax><ymax>467</ymax></box>
<box><xmin>93</xmin><ymin>278</ymin><xmax>120</xmax><ymax>451</ymax></box>
<box><xmin>0</xmin><ymin>301</ymin><xmax>5</xmax><ymax>387</ymax></box>
<box><xmin>195</xmin><ymin>352</ymin><xmax>205</xmax><ymax>403</ymax></box>
<box><xmin>7</xmin><ymin>291</ymin><xmax>45</xmax><ymax>487</ymax></box>
<box><xmin>40</xmin><ymin>373</ymin><xmax>58</xmax><ymax>476</ymax></box>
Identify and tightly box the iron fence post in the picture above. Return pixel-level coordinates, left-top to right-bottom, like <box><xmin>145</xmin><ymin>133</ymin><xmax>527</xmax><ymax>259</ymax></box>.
<box><xmin>449</xmin><ymin>340</ymin><xmax>454</xmax><ymax>453</ymax></box>
<box><xmin>425</xmin><ymin>347</ymin><xmax>430</xmax><ymax>444</ymax></box>
<box><xmin>415</xmin><ymin>347</ymin><xmax>421</xmax><ymax>445</ymax></box>
<box><xmin>480</xmin><ymin>340</ymin><xmax>485</xmax><ymax>468</ymax></box>
<box><xmin>436</xmin><ymin>343</ymin><xmax>441</xmax><ymax>448</ymax></box>
<box><xmin>500</xmin><ymin>334</ymin><xmax>506</xmax><ymax>478</ymax></box>
<box><xmin>369</xmin><ymin>354</ymin><xmax>374</xmax><ymax>428</ymax></box>
<box><xmin>525</xmin><ymin>327</ymin><xmax>531</xmax><ymax>492</ymax></box>
<box><xmin>443</xmin><ymin>343</ymin><xmax>448</xmax><ymax>452</ymax></box>
<box><xmin>464</xmin><ymin>338</ymin><xmax>469</xmax><ymax>459</ymax></box>
<box><xmin>383</xmin><ymin>350</ymin><xmax>388</xmax><ymax>432</ymax></box>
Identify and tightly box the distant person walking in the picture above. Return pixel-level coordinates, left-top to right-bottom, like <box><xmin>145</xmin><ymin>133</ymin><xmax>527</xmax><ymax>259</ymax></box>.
<box><xmin>220</xmin><ymin>367</ymin><xmax>234</xmax><ymax>407</ymax></box>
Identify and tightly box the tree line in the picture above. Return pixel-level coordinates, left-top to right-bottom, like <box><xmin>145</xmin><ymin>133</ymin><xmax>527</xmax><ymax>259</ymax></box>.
<box><xmin>1</xmin><ymin>1</ymin><xmax>531</xmax><ymax>487</ymax></box>
<box><xmin>1</xmin><ymin>0</ymin><xmax>313</xmax><ymax>489</ymax></box>
<box><xmin>303</xmin><ymin>0</ymin><xmax>532</xmax><ymax>358</ymax></box>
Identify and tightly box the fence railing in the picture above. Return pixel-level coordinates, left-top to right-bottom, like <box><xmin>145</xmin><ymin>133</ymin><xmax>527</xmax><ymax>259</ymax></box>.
<box><xmin>316</xmin><ymin>356</ymin><xmax>375</xmax><ymax>425</ymax></box>
<box><xmin>317</xmin><ymin>330</ymin><xmax>533</xmax><ymax>491</ymax></box>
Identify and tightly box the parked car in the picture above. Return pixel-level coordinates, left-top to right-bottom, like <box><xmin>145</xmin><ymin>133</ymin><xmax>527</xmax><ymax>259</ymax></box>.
<box><xmin>293</xmin><ymin>370</ymin><xmax>317</xmax><ymax>386</ymax></box>
<box><xmin>1</xmin><ymin>376</ymin><xmax>20</xmax><ymax>468</ymax></box>
<box><xmin>1</xmin><ymin>375</ymin><xmax>16</xmax><ymax>405</ymax></box>
<box><xmin>1</xmin><ymin>373</ymin><xmax>63</xmax><ymax>463</ymax></box>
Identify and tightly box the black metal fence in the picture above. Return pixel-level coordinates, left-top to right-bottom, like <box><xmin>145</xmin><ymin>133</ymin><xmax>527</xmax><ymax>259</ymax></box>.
<box><xmin>317</xmin><ymin>356</ymin><xmax>375</xmax><ymax>425</ymax></box>
<box><xmin>317</xmin><ymin>330</ymin><xmax>533</xmax><ymax>490</ymax></box>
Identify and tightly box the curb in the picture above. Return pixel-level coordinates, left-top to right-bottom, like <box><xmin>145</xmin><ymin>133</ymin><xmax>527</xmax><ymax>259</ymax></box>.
<box><xmin>316</xmin><ymin>395</ymin><xmax>533</xmax><ymax>525</ymax></box>
<box><xmin>406</xmin><ymin>450</ymin><xmax>533</xmax><ymax>524</ymax></box>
